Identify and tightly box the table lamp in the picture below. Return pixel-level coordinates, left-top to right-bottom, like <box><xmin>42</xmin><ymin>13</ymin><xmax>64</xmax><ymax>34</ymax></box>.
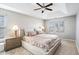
<box><xmin>12</xmin><ymin>25</ymin><xmax>19</xmax><ymax>38</ymax></box>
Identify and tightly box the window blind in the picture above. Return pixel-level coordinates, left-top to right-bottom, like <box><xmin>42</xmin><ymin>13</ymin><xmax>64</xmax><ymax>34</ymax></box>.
<box><xmin>0</xmin><ymin>16</ymin><xmax>5</xmax><ymax>38</ymax></box>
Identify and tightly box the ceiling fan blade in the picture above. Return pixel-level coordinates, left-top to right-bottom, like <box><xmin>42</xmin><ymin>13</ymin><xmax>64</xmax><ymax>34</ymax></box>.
<box><xmin>36</xmin><ymin>3</ymin><xmax>43</xmax><ymax>8</ymax></box>
<box><xmin>45</xmin><ymin>3</ymin><xmax>53</xmax><ymax>7</ymax></box>
<box><xmin>45</xmin><ymin>8</ymin><xmax>52</xmax><ymax>11</ymax></box>
<box><xmin>34</xmin><ymin>8</ymin><xmax>42</xmax><ymax>10</ymax></box>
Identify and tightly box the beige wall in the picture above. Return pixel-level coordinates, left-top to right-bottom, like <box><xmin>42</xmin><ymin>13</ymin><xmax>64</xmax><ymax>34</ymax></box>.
<box><xmin>45</xmin><ymin>15</ymin><xmax>76</xmax><ymax>40</ymax></box>
<box><xmin>0</xmin><ymin>9</ymin><xmax>44</xmax><ymax>38</ymax></box>
<box><xmin>76</xmin><ymin>12</ymin><xmax>79</xmax><ymax>50</ymax></box>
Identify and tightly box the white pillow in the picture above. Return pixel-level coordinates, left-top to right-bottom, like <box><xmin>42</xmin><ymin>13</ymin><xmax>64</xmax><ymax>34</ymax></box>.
<box><xmin>25</xmin><ymin>32</ymin><xmax>28</xmax><ymax>36</ymax></box>
<box><xmin>37</xmin><ymin>31</ymin><xmax>44</xmax><ymax>34</ymax></box>
<box><xmin>23</xmin><ymin>36</ymin><xmax>31</xmax><ymax>42</ymax></box>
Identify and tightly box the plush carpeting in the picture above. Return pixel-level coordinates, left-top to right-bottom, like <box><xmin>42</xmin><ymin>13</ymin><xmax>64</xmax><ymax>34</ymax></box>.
<box><xmin>0</xmin><ymin>39</ymin><xmax>78</xmax><ymax>55</ymax></box>
<box><xmin>0</xmin><ymin>47</ymin><xmax>32</xmax><ymax>55</ymax></box>
<box><xmin>55</xmin><ymin>40</ymin><xmax>79</xmax><ymax>55</ymax></box>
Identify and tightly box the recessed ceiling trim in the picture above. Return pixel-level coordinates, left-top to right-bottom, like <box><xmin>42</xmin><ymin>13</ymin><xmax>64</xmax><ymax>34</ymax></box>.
<box><xmin>0</xmin><ymin>4</ymin><xmax>42</xmax><ymax>19</ymax></box>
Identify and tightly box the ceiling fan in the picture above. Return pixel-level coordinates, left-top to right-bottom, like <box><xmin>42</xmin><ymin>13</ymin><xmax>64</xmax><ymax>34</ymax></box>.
<box><xmin>34</xmin><ymin>3</ymin><xmax>53</xmax><ymax>13</ymax></box>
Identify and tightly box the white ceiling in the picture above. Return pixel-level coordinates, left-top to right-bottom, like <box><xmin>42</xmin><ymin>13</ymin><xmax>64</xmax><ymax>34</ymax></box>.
<box><xmin>0</xmin><ymin>3</ymin><xmax>79</xmax><ymax>20</ymax></box>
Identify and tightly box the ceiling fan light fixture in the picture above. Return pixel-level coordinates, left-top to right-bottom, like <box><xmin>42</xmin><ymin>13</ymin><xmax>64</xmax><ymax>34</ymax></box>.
<box><xmin>34</xmin><ymin>3</ymin><xmax>53</xmax><ymax>13</ymax></box>
<box><xmin>42</xmin><ymin>10</ymin><xmax>44</xmax><ymax>13</ymax></box>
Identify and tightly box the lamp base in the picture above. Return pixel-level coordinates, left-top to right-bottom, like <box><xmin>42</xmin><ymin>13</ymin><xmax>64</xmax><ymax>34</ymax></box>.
<box><xmin>15</xmin><ymin>30</ymin><xmax>18</xmax><ymax>38</ymax></box>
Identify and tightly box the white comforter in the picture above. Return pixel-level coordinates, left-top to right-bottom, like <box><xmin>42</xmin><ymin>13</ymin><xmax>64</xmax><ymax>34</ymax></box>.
<box><xmin>35</xmin><ymin>34</ymin><xmax>58</xmax><ymax>39</ymax></box>
<box><xmin>23</xmin><ymin>34</ymin><xmax>59</xmax><ymax>51</ymax></box>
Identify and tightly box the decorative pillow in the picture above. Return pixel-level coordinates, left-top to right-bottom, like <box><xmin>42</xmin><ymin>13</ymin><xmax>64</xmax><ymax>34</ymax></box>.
<box><xmin>36</xmin><ymin>30</ymin><xmax>44</xmax><ymax>34</ymax></box>
<box><xmin>28</xmin><ymin>31</ymin><xmax>37</xmax><ymax>36</ymax></box>
<box><xmin>25</xmin><ymin>32</ymin><xmax>28</xmax><ymax>36</ymax></box>
<box><xmin>23</xmin><ymin>36</ymin><xmax>31</xmax><ymax>42</ymax></box>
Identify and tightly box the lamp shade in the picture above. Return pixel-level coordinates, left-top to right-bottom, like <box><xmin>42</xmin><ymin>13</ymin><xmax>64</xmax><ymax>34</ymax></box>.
<box><xmin>12</xmin><ymin>25</ymin><xmax>19</xmax><ymax>31</ymax></box>
<box><xmin>41</xmin><ymin>26</ymin><xmax>44</xmax><ymax>29</ymax></box>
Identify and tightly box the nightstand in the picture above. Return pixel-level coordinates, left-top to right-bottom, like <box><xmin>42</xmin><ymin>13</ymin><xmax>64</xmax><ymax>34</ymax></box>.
<box><xmin>4</xmin><ymin>37</ymin><xmax>22</xmax><ymax>51</ymax></box>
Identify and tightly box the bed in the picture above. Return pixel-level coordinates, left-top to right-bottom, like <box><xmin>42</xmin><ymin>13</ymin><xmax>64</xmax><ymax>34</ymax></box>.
<box><xmin>22</xmin><ymin>34</ymin><xmax>61</xmax><ymax>55</ymax></box>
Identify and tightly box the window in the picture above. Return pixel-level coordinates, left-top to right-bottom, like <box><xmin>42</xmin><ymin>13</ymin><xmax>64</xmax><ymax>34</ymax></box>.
<box><xmin>0</xmin><ymin>16</ymin><xmax>5</xmax><ymax>39</ymax></box>
<box><xmin>49</xmin><ymin>21</ymin><xmax>64</xmax><ymax>33</ymax></box>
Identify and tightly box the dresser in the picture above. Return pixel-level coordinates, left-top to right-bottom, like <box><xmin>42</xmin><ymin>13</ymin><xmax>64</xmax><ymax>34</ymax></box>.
<box><xmin>4</xmin><ymin>37</ymin><xmax>22</xmax><ymax>51</ymax></box>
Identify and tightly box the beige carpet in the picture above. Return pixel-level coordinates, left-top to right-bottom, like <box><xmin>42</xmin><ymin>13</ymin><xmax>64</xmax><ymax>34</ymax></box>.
<box><xmin>0</xmin><ymin>39</ymin><xmax>78</xmax><ymax>55</ymax></box>
<box><xmin>0</xmin><ymin>47</ymin><xmax>32</xmax><ymax>55</ymax></box>
<box><xmin>55</xmin><ymin>40</ymin><xmax>79</xmax><ymax>55</ymax></box>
